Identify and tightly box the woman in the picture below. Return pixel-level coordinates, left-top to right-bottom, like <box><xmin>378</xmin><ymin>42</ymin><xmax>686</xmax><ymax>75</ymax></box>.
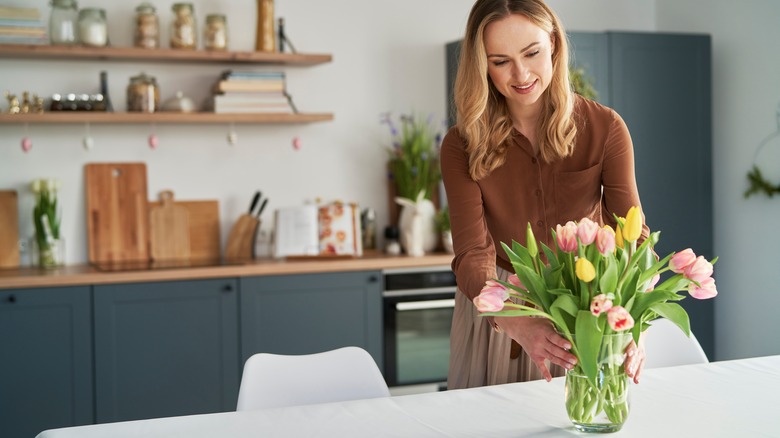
<box><xmin>441</xmin><ymin>0</ymin><xmax>650</xmax><ymax>389</ymax></box>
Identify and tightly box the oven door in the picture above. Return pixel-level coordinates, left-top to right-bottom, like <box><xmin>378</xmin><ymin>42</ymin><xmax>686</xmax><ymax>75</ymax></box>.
<box><xmin>383</xmin><ymin>286</ymin><xmax>455</xmax><ymax>387</ymax></box>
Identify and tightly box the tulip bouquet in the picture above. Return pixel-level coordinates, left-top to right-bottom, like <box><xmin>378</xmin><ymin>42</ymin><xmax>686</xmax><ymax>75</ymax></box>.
<box><xmin>31</xmin><ymin>178</ymin><xmax>64</xmax><ymax>268</ymax></box>
<box><xmin>474</xmin><ymin>206</ymin><xmax>717</xmax><ymax>432</ymax></box>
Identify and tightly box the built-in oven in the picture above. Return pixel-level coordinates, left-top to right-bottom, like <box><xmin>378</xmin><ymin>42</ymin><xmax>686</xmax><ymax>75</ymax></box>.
<box><xmin>383</xmin><ymin>265</ymin><xmax>457</xmax><ymax>388</ymax></box>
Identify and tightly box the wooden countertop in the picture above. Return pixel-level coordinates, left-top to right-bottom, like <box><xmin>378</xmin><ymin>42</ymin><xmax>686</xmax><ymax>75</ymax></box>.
<box><xmin>0</xmin><ymin>252</ymin><xmax>454</xmax><ymax>290</ymax></box>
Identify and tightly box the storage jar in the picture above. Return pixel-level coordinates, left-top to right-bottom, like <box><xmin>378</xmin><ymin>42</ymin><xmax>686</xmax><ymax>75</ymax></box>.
<box><xmin>204</xmin><ymin>14</ymin><xmax>228</xmax><ymax>51</ymax></box>
<box><xmin>171</xmin><ymin>3</ymin><xmax>197</xmax><ymax>49</ymax></box>
<box><xmin>49</xmin><ymin>0</ymin><xmax>78</xmax><ymax>45</ymax></box>
<box><xmin>134</xmin><ymin>2</ymin><xmax>159</xmax><ymax>49</ymax></box>
<box><xmin>126</xmin><ymin>73</ymin><xmax>160</xmax><ymax>113</ymax></box>
<box><xmin>78</xmin><ymin>7</ymin><xmax>108</xmax><ymax>47</ymax></box>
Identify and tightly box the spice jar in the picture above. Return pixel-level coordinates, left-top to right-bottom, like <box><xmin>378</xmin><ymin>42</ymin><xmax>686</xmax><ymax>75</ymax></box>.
<box><xmin>134</xmin><ymin>2</ymin><xmax>159</xmax><ymax>49</ymax></box>
<box><xmin>170</xmin><ymin>3</ymin><xmax>197</xmax><ymax>49</ymax></box>
<box><xmin>126</xmin><ymin>72</ymin><xmax>160</xmax><ymax>113</ymax></box>
<box><xmin>78</xmin><ymin>8</ymin><xmax>108</xmax><ymax>47</ymax></box>
<box><xmin>49</xmin><ymin>0</ymin><xmax>78</xmax><ymax>45</ymax></box>
<box><xmin>204</xmin><ymin>14</ymin><xmax>228</xmax><ymax>51</ymax></box>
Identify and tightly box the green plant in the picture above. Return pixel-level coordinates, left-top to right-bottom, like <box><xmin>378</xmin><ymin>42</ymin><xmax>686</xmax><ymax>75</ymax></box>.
<box><xmin>31</xmin><ymin>178</ymin><xmax>62</xmax><ymax>266</ymax></box>
<box><xmin>382</xmin><ymin>112</ymin><xmax>443</xmax><ymax>201</ymax></box>
<box><xmin>435</xmin><ymin>205</ymin><xmax>451</xmax><ymax>233</ymax></box>
<box><xmin>570</xmin><ymin>66</ymin><xmax>598</xmax><ymax>100</ymax></box>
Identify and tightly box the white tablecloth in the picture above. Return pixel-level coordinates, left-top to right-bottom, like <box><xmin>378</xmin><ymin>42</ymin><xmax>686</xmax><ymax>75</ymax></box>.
<box><xmin>37</xmin><ymin>355</ymin><xmax>780</xmax><ymax>437</ymax></box>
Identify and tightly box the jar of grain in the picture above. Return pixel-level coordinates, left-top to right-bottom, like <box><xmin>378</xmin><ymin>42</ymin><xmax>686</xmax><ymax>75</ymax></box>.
<box><xmin>170</xmin><ymin>3</ymin><xmax>197</xmax><ymax>49</ymax></box>
<box><xmin>77</xmin><ymin>7</ymin><xmax>108</xmax><ymax>47</ymax></box>
<box><xmin>204</xmin><ymin>14</ymin><xmax>228</xmax><ymax>51</ymax></box>
<box><xmin>134</xmin><ymin>2</ymin><xmax>159</xmax><ymax>49</ymax></box>
<box><xmin>126</xmin><ymin>72</ymin><xmax>160</xmax><ymax>112</ymax></box>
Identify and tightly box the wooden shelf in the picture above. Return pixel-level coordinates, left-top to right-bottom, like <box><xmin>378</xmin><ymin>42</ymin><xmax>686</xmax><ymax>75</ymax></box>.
<box><xmin>0</xmin><ymin>43</ymin><xmax>332</xmax><ymax>66</ymax></box>
<box><xmin>0</xmin><ymin>112</ymin><xmax>334</xmax><ymax>124</ymax></box>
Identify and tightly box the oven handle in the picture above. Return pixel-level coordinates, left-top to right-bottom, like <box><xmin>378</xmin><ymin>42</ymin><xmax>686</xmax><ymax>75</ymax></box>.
<box><xmin>396</xmin><ymin>299</ymin><xmax>456</xmax><ymax>311</ymax></box>
<box><xmin>382</xmin><ymin>286</ymin><xmax>457</xmax><ymax>298</ymax></box>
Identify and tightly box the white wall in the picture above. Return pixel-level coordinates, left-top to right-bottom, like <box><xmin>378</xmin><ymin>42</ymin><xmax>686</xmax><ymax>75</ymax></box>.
<box><xmin>656</xmin><ymin>0</ymin><xmax>780</xmax><ymax>360</ymax></box>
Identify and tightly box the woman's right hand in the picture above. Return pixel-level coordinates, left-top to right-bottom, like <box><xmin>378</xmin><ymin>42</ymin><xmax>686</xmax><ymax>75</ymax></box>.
<box><xmin>496</xmin><ymin>316</ymin><xmax>578</xmax><ymax>381</ymax></box>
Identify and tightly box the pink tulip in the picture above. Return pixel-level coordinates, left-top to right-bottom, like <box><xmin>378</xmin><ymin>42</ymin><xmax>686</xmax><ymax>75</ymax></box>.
<box><xmin>645</xmin><ymin>274</ymin><xmax>660</xmax><ymax>292</ymax></box>
<box><xmin>508</xmin><ymin>274</ymin><xmax>526</xmax><ymax>290</ymax></box>
<box><xmin>607</xmin><ymin>306</ymin><xmax>634</xmax><ymax>331</ymax></box>
<box><xmin>556</xmin><ymin>221</ymin><xmax>579</xmax><ymax>253</ymax></box>
<box><xmin>683</xmin><ymin>256</ymin><xmax>714</xmax><ymax>283</ymax></box>
<box><xmin>596</xmin><ymin>226</ymin><xmax>616</xmax><ymax>256</ymax></box>
<box><xmin>473</xmin><ymin>281</ymin><xmax>510</xmax><ymax>312</ymax></box>
<box><xmin>669</xmin><ymin>249</ymin><xmax>697</xmax><ymax>274</ymax></box>
<box><xmin>577</xmin><ymin>218</ymin><xmax>599</xmax><ymax>245</ymax></box>
<box><xmin>590</xmin><ymin>294</ymin><xmax>613</xmax><ymax>316</ymax></box>
<box><xmin>689</xmin><ymin>276</ymin><xmax>718</xmax><ymax>299</ymax></box>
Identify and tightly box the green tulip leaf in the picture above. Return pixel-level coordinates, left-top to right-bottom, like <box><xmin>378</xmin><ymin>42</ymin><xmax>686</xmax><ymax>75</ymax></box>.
<box><xmin>649</xmin><ymin>303</ymin><xmax>691</xmax><ymax>337</ymax></box>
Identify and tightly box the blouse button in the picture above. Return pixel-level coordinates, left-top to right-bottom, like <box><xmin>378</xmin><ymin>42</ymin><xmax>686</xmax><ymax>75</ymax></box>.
<box><xmin>534</xmin><ymin>189</ymin><xmax>542</xmax><ymax>196</ymax></box>
<box><xmin>531</xmin><ymin>157</ymin><xmax>538</xmax><ymax>164</ymax></box>
<box><xmin>536</xmin><ymin>220</ymin><xmax>543</xmax><ymax>227</ymax></box>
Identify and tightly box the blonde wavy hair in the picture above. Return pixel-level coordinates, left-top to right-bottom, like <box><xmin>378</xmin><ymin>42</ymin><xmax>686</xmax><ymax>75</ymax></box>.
<box><xmin>455</xmin><ymin>0</ymin><xmax>576</xmax><ymax>180</ymax></box>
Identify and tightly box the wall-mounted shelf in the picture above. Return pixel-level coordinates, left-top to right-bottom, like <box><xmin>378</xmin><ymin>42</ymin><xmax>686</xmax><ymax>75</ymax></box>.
<box><xmin>0</xmin><ymin>112</ymin><xmax>334</xmax><ymax>124</ymax></box>
<box><xmin>0</xmin><ymin>44</ymin><xmax>332</xmax><ymax>66</ymax></box>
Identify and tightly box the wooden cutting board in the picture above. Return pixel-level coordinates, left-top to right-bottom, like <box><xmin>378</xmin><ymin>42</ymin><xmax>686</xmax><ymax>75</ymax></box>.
<box><xmin>85</xmin><ymin>163</ymin><xmax>150</xmax><ymax>264</ymax></box>
<box><xmin>148</xmin><ymin>198</ymin><xmax>220</xmax><ymax>261</ymax></box>
<box><xmin>0</xmin><ymin>190</ymin><xmax>20</xmax><ymax>268</ymax></box>
<box><xmin>149</xmin><ymin>190</ymin><xmax>190</xmax><ymax>261</ymax></box>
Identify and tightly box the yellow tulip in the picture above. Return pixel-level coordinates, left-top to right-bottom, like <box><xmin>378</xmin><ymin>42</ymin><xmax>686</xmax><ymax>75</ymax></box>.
<box><xmin>615</xmin><ymin>221</ymin><xmax>625</xmax><ymax>249</ymax></box>
<box><xmin>575</xmin><ymin>258</ymin><xmax>596</xmax><ymax>283</ymax></box>
<box><xmin>526</xmin><ymin>223</ymin><xmax>538</xmax><ymax>257</ymax></box>
<box><xmin>622</xmin><ymin>206</ymin><xmax>643</xmax><ymax>242</ymax></box>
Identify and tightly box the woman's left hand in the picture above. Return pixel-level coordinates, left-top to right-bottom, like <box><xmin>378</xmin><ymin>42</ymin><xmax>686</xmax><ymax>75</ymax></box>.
<box><xmin>624</xmin><ymin>334</ymin><xmax>646</xmax><ymax>384</ymax></box>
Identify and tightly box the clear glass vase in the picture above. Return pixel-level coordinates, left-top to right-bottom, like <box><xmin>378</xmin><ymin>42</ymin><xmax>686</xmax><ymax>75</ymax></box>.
<box><xmin>565</xmin><ymin>332</ymin><xmax>632</xmax><ymax>433</ymax></box>
<box><xmin>31</xmin><ymin>237</ymin><xmax>65</xmax><ymax>268</ymax></box>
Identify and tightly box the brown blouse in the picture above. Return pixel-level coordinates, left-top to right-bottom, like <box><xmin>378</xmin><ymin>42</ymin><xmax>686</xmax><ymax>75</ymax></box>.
<box><xmin>440</xmin><ymin>95</ymin><xmax>650</xmax><ymax>300</ymax></box>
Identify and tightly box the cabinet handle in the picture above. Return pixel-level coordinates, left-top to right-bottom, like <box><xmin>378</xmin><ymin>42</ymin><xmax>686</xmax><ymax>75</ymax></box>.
<box><xmin>368</xmin><ymin>275</ymin><xmax>379</xmax><ymax>283</ymax></box>
<box><xmin>222</xmin><ymin>284</ymin><xmax>233</xmax><ymax>292</ymax></box>
<box><xmin>6</xmin><ymin>294</ymin><xmax>16</xmax><ymax>303</ymax></box>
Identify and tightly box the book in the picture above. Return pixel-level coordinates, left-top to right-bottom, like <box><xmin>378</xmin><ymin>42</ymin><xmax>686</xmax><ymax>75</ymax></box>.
<box><xmin>220</xmin><ymin>70</ymin><xmax>285</xmax><ymax>80</ymax></box>
<box><xmin>0</xmin><ymin>6</ymin><xmax>40</xmax><ymax>21</ymax></box>
<box><xmin>0</xmin><ymin>26</ymin><xmax>46</xmax><ymax>36</ymax></box>
<box><xmin>214</xmin><ymin>93</ymin><xmax>290</xmax><ymax>105</ymax></box>
<box><xmin>214</xmin><ymin>79</ymin><xmax>285</xmax><ymax>93</ymax></box>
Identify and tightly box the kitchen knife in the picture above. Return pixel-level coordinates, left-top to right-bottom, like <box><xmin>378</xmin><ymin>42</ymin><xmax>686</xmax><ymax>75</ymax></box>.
<box><xmin>256</xmin><ymin>198</ymin><xmax>269</xmax><ymax>219</ymax></box>
<box><xmin>248</xmin><ymin>191</ymin><xmax>261</xmax><ymax>214</ymax></box>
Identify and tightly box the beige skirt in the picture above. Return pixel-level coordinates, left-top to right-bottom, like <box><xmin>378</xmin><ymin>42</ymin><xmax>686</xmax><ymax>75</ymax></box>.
<box><xmin>447</xmin><ymin>266</ymin><xmax>566</xmax><ymax>389</ymax></box>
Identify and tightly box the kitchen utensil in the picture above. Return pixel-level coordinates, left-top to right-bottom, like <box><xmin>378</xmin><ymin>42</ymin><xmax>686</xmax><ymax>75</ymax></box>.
<box><xmin>0</xmin><ymin>190</ymin><xmax>20</xmax><ymax>268</ymax></box>
<box><xmin>149</xmin><ymin>190</ymin><xmax>191</xmax><ymax>261</ymax></box>
<box><xmin>225</xmin><ymin>192</ymin><xmax>262</xmax><ymax>261</ymax></box>
<box><xmin>256</xmin><ymin>197</ymin><xmax>269</xmax><ymax>218</ymax></box>
<box><xmin>148</xmin><ymin>198</ymin><xmax>220</xmax><ymax>261</ymax></box>
<box><xmin>85</xmin><ymin>162</ymin><xmax>150</xmax><ymax>264</ymax></box>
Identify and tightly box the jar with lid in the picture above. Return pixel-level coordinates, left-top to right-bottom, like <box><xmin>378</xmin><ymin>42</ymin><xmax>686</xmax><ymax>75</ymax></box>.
<box><xmin>78</xmin><ymin>8</ymin><xmax>108</xmax><ymax>47</ymax></box>
<box><xmin>170</xmin><ymin>3</ymin><xmax>197</xmax><ymax>49</ymax></box>
<box><xmin>126</xmin><ymin>73</ymin><xmax>160</xmax><ymax>113</ymax></box>
<box><xmin>49</xmin><ymin>0</ymin><xmax>78</xmax><ymax>45</ymax></box>
<box><xmin>134</xmin><ymin>2</ymin><xmax>159</xmax><ymax>49</ymax></box>
<box><xmin>204</xmin><ymin>14</ymin><xmax>228</xmax><ymax>51</ymax></box>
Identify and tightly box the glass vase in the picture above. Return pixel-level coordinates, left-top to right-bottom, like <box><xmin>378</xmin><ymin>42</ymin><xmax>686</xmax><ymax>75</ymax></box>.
<box><xmin>31</xmin><ymin>237</ymin><xmax>65</xmax><ymax>268</ymax></box>
<box><xmin>565</xmin><ymin>332</ymin><xmax>632</xmax><ymax>433</ymax></box>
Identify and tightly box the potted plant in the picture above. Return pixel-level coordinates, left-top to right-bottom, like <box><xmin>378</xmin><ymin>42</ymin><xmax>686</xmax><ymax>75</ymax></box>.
<box><xmin>435</xmin><ymin>205</ymin><xmax>453</xmax><ymax>254</ymax></box>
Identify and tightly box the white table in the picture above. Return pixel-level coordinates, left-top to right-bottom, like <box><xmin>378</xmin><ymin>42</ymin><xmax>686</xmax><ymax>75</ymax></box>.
<box><xmin>37</xmin><ymin>355</ymin><xmax>780</xmax><ymax>437</ymax></box>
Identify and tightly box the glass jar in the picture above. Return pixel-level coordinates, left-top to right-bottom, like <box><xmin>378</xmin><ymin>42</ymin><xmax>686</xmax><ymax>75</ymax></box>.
<box><xmin>126</xmin><ymin>73</ymin><xmax>160</xmax><ymax>113</ymax></box>
<box><xmin>170</xmin><ymin>3</ymin><xmax>197</xmax><ymax>49</ymax></box>
<box><xmin>78</xmin><ymin>8</ymin><xmax>108</xmax><ymax>47</ymax></box>
<box><xmin>49</xmin><ymin>0</ymin><xmax>78</xmax><ymax>45</ymax></box>
<box><xmin>134</xmin><ymin>2</ymin><xmax>159</xmax><ymax>49</ymax></box>
<box><xmin>204</xmin><ymin>14</ymin><xmax>228</xmax><ymax>51</ymax></box>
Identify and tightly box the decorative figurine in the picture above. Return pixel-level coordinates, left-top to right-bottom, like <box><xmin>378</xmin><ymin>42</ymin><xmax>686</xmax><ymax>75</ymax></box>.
<box><xmin>20</xmin><ymin>91</ymin><xmax>31</xmax><ymax>113</ymax></box>
<box><xmin>4</xmin><ymin>91</ymin><xmax>20</xmax><ymax>114</ymax></box>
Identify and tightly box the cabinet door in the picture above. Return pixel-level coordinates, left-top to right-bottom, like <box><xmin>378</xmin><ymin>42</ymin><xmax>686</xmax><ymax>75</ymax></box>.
<box><xmin>570</xmin><ymin>31</ymin><xmax>714</xmax><ymax>359</ymax></box>
<box><xmin>94</xmin><ymin>278</ymin><xmax>239</xmax><ymax>423</ymax></box>
<box><xmin>0</xmin><ymin>287</ymin><xmax>93</xmax><ymax>438</ymax></box>
<box><xmin>240</xmin><ymin>271</ymin><xmax>383</xmax><ymax>371</ymax></box>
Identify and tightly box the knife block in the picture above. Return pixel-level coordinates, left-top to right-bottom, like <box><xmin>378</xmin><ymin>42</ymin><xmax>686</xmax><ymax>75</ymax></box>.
<box><xmin>225</xmin><ymin>214</ymin><xmax>259</xmax><ymax>261</ymax></box>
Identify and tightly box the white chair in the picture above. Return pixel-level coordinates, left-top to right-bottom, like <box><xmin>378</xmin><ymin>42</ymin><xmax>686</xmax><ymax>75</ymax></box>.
<box><xmin>236</xmin><ymin>346</ymin><xmax>390</xmax><ymax>411</ymax></box>
<box><xmin>643</xmin><ymin>318</ymin><xmax>709</xmax><ymax>369</ymax></box>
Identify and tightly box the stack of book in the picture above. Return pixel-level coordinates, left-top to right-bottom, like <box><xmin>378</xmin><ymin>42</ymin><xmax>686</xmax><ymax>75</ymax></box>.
<box><xmin>0</xmin><ymin>5</ymin><xmax>47</xmax><ymax>45</ymax></box>
<box><xmin>212</xmin><ymin>71</ymin><xmax>295</xmax><ymax>114</ymax></box>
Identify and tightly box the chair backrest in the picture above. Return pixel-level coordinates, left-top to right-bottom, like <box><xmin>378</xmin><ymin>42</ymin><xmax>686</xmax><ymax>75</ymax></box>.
<box><xmin>236</xmin><ymin>346</ymin><xmax>391</xmax><ymax>411</ymax></box>
<box><xmin>643</xmin><ymin>318</ymin><xmax>709</xmax><ymax>369</ymax></box>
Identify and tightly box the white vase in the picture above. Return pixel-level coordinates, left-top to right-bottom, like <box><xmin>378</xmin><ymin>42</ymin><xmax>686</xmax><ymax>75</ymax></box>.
<box><xmin>441</xmin><ymin>230</ymin><xmax>453</xmax><ymax>254</ymax></box>
<box><xmin>395</xmin><ymin>190</ymin><xmax>439</xmax><ymax>255</ymax></box>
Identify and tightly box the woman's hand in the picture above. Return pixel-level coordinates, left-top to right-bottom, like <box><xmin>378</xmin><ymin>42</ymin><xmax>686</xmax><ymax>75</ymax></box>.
<box><xmin>624</xmin><ymin>334</ymin><xmax>646</xmax><ymax>384</ymax></box>
<box><xmin>496</xmin><ymin>316</ymin><xmax>578</xmax><ymax>381</ymax></box>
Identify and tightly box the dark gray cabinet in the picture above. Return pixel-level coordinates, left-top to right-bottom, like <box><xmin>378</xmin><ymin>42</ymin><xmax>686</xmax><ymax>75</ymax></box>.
<box><xmin>93</xmin><ymin>278</ymin><xmax>239</xmax><ymax>422</ymax></box>
<box><xmin>0</xmin><ymin>286</ymin><xmax>93</xmax><ymax>438</ymax></box>
<box><xmin>445</xmin><ymin>32</ymin><xmax>714</xmax><ymax>359</ymax></box>
<box><xmin>240</xmin><ymin>271</ymin><xmax>383</xmax><ymax>371</ymax></box>
<box><xmin>568</xmin><ymin>31</ymin><xmax>714</xmax><ymax>359</ymax></box>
